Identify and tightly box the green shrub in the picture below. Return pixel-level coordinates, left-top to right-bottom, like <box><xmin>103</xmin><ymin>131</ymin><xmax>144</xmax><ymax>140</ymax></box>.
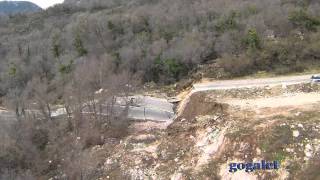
<box><xmin>215</xmin><ymin>11</ymin><xmax>239</xmax><ymax>32</ymax></box>
<box><xmin>59</xmin><ymin>60</ymin><xmax>74</xmax><ymax>74</ymax></box>
<box><xmin>8</xmin><ymin>63</ymin><xmax>17</xmax><ymax>76</ymax></box>
<box><xmin>148</xmin><ymin>57</ymin><xmax>188</xmax><ymax>83</ymax></box>
<box><xmin>31</xmin><ymin>129</ymin><xmax>49</xmax><ymax>151</ymax></box>
<box><xmin>243</xmin><ymin>28</ymin><xmax>261</xmax><ymax>50</ymax></box>
<box><xmin>289</xmin><ymin>9</ymin><xmax>320</xmax><ymax>31</ymax></box>
<box><xmin>51</xmin><ymin>34</ymin><xmax>62</xmax><ymax>59</ymax></box>
<box><xmin>242</xmin><ymin>5</ymin><xmax>258</xmax><ymax>17</ymax></box>
<box><xmin>163</xmin><ymin>58</ymin><xmax>185</xmax><ymax>79</ymax></box>
<box><xmin>73</xmin><ymin>32</ymin><xmax>88</xmax><ymax>57</ymax></box>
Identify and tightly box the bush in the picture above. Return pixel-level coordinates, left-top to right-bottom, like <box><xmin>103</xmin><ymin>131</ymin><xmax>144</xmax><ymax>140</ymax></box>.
<box><xmin>243</xmin><ymin>28</ymin><xmax>261</xmax><ymax>50</ymax></box>
<box><xmin>148</xmin><ymin>57</ymin><xmax>188</xmax><ymax>84</ymax></box>
<box><xmin>31</xmin><ymin>129</ymin><xmax>49</xmax><ymax>151</ymax></box>
<box><xmin>59</xmin><ymin>60</ymin><xmax>74</xmax><ymax>74</ymax></box>
<box><xmin>215</xmin><ymin>11</ymin><xmax>239</xmax><ymax>32</ymax></box>
<box><xmin>73</xmin><ymin>33</ymin><xmax>88</xmax><ymax>57</ymax></box>
<box><xmin>215</xmin><ymin>11</ymin><xmax>239</xmax><ymax>33</ymax></box>
<box><xmin>289</xmin><ymin>9</ymin><xmax>320</xmax><ymax>31</ymax></box>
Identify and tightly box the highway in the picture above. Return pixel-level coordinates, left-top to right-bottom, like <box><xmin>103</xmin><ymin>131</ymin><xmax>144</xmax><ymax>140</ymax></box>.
<box><xmin>1</xmin><ymin>74</ymin><xmax>314</xmax><ymax>123</ymax></box>
<box><xmin>82</xmin><ymin>96</ymin><xmax>175</xmax><ymax>122</ymax></box>
<box><xmin>0</xmin><ymin>110</ymin><xmax>16</xmax><ymax>126</ymax></box>
<box><xmin>0</xmin><ymin>110</ymin><xmax>16</xmax><ymax>120</ymax></box>
<box><xmin>0</xmin><ymin>96</ymin><xmax>175</xmax><ymax>123</ymax></box>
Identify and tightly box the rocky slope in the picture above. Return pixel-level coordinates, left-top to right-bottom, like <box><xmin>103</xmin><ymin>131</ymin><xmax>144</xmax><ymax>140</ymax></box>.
<box><xmin>89</xmin><ymin>83</ymin><xmax>320</xmax><ymax>179</ymax></box>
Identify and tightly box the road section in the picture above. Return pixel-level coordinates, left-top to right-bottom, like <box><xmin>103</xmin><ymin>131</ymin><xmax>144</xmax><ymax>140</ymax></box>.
<box><xmin>193</xmin><ymin>74</ymin><xmax>312</xmax><ymax>92</ymax></box>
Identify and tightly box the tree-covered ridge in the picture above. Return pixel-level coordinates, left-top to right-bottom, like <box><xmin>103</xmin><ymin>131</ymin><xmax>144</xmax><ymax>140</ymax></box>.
<box><xmin>0</xmin><ymin>1</ymin><xmax>41</xmax><ymax>15</ymax></box>
<box><xmin>1</xmin><ymin>0</ymin><xmax>320</xmax><ymax>96</ymax></box>
<box><xmin>2</xmin><ymin>1</ymin><xmax>320</xmax><ymax>86</ymax></box>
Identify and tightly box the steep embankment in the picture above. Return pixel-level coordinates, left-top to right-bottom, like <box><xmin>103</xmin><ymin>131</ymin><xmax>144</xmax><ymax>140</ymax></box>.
<box><xmin>97</xmin><ymin>81</ymin><xmax>320</xmax><ymax>179</ymax></box>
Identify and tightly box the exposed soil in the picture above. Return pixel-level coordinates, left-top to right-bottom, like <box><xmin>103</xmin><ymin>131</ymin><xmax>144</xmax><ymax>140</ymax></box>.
<box><xmin>91</xmin><ymin>83</ymin><xmax>320</xmax><ymax>179</ymax></box>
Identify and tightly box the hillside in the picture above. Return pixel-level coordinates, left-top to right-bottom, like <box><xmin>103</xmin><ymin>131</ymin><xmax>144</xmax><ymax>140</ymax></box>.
<box><xmin>1</xmin><ymin>0</ymin><xmax>320</xmax><ymax>179</ymax></box>
<box><xmin>0</xmin><ymin>1</ymin><xmax>41</xmax><ymax>14</ymax></box>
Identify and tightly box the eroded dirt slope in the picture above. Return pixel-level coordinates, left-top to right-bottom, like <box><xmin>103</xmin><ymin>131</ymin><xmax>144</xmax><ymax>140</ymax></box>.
<box><xmin>88</xmin><ymin>83</ymin><xmax>320</xmax><ymax>180</ymax></box>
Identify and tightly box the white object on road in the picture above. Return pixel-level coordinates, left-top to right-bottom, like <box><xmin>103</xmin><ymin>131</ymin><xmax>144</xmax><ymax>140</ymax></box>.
<box><xmin>311</xmin><ymin>75</ymin><xmax>320</xmax><ymax>83</ymax></box>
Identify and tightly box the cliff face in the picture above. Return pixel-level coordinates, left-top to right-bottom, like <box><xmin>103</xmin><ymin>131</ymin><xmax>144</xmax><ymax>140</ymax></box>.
<box><xmin>0</xmin><ymin>1</ymin><xmax>41</xmax><ymax>15</ymax></box>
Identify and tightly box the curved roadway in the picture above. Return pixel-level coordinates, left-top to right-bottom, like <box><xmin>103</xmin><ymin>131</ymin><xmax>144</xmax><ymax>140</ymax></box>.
<box><xmin>0</xmin><ymin>74</ymin><xmax>315</xmax><ymax>122</ymax></box>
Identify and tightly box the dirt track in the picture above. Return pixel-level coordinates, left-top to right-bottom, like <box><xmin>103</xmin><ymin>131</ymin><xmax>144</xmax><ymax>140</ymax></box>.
<box><xmin>223</xmin><ymin>92</ymin><xmax>320</xmax><ymax>109</ymax></box>
<box><xmin>193</xmin><ymin>74</ymin><xmax>314</xmax><ymax>91</ymax></box>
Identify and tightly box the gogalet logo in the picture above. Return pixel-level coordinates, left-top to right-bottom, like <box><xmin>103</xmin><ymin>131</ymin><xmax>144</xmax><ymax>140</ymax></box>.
<box><xmin>229</xmin><ymin>160</ymin><xmax>280</xmax><ymax>173</ymax></box>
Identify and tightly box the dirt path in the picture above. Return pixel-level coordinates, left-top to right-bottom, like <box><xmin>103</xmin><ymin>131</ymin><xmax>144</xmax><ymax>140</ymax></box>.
<box><xmin>193</xmin><ymin>74</ymin><xmax>313</xmax><ymax>91</ymax></box>
<box><xmin>223</xmin><ymin>92</ymin><xmax>320</xmax><ymax>109</ymax></box>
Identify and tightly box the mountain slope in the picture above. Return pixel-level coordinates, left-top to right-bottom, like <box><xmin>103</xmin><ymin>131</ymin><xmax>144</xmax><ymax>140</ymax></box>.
<box><xmin>0</xmin><ymin>1</ymin><xmax>41</xmax><ymax>14</ymax></box>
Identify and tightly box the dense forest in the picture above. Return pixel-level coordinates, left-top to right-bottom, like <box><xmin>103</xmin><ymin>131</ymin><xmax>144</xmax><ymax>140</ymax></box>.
<box><xmin>1</xmin><ymin>0</ymin><xmax>320</xmax><ymax>179</ymax></box>
<box><xmin>1</xmin><ymin>0</ymin><xmax>320</xmax><ymax>95</ymax></box>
